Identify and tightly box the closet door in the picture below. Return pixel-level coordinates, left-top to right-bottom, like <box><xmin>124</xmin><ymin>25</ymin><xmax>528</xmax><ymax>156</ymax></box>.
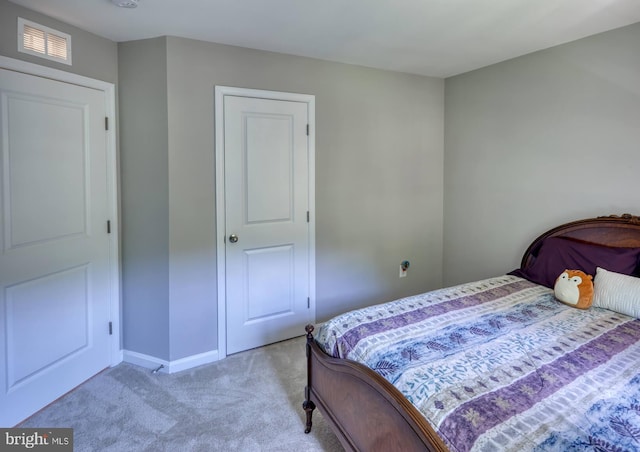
<box><xmin>0</xmin><ymin>68</ymin><xmax>111</xmax><ymax>426</ymax></box>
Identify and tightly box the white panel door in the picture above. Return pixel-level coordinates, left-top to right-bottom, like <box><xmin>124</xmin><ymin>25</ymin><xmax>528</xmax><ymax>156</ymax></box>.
<box><xmin>224</xmin><ymin>95</ymin><xmax>311</xmax><ymax>354</ymax></box>
<box><xmin>0</xmin><ymin>68</ymin><xmax>111</xmax><ymax>426</ymax></box>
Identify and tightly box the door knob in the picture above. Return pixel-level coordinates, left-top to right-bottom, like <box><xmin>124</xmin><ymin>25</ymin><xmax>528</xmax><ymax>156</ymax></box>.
<box><xmin>228</xmin><ymin>234</ymin><xmax>239</xmax><ymax>243</ymax></box>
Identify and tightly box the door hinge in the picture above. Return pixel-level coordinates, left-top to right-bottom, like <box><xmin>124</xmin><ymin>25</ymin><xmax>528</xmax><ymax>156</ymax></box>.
<box><xmin>306</xmin><ymin>211</ymin><xmax>310</xmax><ymax>223</ymax></box>
<box><xmin>109</xmin><ymin>321</ymin><xmax>113</xmax><ymax>335</ymax></box>
<box><xmin>307</xmin><ymin>297</ymin><xmax>310</xmax><ymax>308</ymax></box>
<box><xmin>105</xmin><ymin>117</ymin><xmax>109</xmax><ymax>131</ymax></box>
<box><xmin>306</xmin><ymin>124</ymin><xmax>309</xmax><ymax>136</ymax></box>
<box><xmin>107</xmin><ymin>220</ymin><xmax>111</xmax><ymax>234</ymax></box>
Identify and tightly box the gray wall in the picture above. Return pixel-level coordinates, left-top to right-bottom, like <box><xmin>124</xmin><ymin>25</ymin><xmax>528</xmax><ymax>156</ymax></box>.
<box><xmin>0</xmin><ymin>0</ymin><xmax>117</xmax><ymax>84</ymax></box>
<box><xmin>118</xmin><ymin>39</ymin><xmax>171</xmax><ymax>360</ymax></box>
<box><xmin>443</xmin><ymin>22</ymin><xmax>640</xmax><ymax>286</ymax></box>
<box><xmin>6</xmin><ymin>0</ymin><xmax>639</xmax><ymax>365</ymax></box>
<box><xmin>120</xmin><ymin>36</ymin><xmax>444</xmax><ymax>360</ymax></box>
<box><xmin>0</xmin><ymin>0</ymin><xmax>444</xmax><ymax>362</ymax></box>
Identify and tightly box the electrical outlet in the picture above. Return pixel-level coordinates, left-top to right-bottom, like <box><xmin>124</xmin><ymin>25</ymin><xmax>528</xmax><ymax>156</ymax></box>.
<box><xmin>399</xmin><ymin>260</ymin><xmax>410</xmax><ymax>278</ymax></box>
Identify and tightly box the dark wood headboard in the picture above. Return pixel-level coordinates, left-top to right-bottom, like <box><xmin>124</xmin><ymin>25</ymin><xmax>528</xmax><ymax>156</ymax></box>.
<box><xmin>520</xmin><ymin>214</ymin><xmax>640</xmax><ymax>270</ymax></box>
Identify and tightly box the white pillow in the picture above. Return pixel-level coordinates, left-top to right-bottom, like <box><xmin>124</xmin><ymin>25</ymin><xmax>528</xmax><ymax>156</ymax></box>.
<box><xmin>592</xmin><ymin>267</ymin><xmax>640</xmax><ymax>318</ymax></box>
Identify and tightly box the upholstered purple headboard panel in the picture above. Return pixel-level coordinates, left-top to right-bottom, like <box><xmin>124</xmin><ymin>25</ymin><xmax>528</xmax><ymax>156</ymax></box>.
<box><xmin>520</xmin><ymin>214</ymin><xmax>640</xmax><ymax>271</ymax></box>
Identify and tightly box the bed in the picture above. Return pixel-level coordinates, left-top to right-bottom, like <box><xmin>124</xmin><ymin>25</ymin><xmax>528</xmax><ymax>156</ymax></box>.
<box><xmin>303</xmin><ymin>214</ymin><xmax>640</xmax><ymax>451</ymax></box>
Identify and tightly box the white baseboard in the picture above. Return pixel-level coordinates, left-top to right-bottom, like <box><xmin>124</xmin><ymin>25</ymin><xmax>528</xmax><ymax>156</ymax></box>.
<box><xmin>123</xmin><ymin>349</ymin><xmax>220</xmax><ymax>374</ymax></box>
<box><xmin>168</xmin><ymin>349</ymin><xmax>220</xmax><ymax>373</ymax></box>
<box><xmin>123</xmin><ymin>350</ymin><xmax>169</xmax><ymax>372</ymax></box>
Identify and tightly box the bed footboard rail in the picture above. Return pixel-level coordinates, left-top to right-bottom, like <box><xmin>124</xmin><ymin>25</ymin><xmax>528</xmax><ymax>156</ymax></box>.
<box><xmin>303</xmin><ymin>324</ymin><xmax>448</xmax><ymax>452</ymax></box>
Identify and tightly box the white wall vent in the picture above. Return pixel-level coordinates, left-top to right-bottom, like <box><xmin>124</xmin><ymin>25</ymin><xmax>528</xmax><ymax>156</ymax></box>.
<box><xmin>18</xmin><ymin>18</ymin><xmax>72</xmax><ymax>65</ymax></box>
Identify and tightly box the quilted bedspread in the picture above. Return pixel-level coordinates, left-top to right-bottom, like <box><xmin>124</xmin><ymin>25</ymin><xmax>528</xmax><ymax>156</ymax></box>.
<box><xmin>315</xmin><ymin>275</ymin><xmax>640</xmax><ymax>451</ymax></box>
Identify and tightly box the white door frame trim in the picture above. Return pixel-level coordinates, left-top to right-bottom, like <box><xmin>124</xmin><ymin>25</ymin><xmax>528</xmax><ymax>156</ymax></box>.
<box><xmin>214</xmin><ymin>86</ymin><xmax>316</xmax><ymax>360</ymax></box>
<box><xmin>0</xmin><ymin>55</ymin><xmax>122</xmax><ymax>366</ymax></box>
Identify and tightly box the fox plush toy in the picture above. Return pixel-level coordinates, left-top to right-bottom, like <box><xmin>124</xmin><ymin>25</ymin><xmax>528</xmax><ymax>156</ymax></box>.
<box><xmin>553</xmin><ymin>269</ymin><xmax>594</xmax><ymax>309</ymax></box>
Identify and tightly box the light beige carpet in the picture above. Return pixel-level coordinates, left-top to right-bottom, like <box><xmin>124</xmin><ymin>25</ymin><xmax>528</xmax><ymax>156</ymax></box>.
<box><xmin>19</xmin><ymin>336</ymin><xmax>344</xmax><ymax>452</ymax></box>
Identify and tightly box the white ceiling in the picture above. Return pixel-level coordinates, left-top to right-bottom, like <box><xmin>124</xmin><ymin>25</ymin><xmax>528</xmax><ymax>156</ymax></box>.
<box><xmin>9</xmin><ymin>0</ymin><xmax>640</xmax><ymax>77</ymax></box>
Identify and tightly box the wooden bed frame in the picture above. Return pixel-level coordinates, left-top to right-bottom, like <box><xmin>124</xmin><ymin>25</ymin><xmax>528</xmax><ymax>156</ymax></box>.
<box><xmin>303</xmin><ymin>213</ymin><xmax>640</xmax><ymax>452</ymax></box>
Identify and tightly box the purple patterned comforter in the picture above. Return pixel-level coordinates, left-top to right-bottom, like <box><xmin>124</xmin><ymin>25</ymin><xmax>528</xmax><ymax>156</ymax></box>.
<box><xmin>315</xmin><ymin>275</ymin><xmax>640</xmax><ymax>451</ymax></box>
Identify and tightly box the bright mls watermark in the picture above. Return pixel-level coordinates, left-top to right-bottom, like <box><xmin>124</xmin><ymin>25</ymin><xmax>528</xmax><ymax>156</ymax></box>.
<box><xmin>0</xmin><ymin>429</ymin><xmax>72</xmax><ymax>451</ymax></box>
